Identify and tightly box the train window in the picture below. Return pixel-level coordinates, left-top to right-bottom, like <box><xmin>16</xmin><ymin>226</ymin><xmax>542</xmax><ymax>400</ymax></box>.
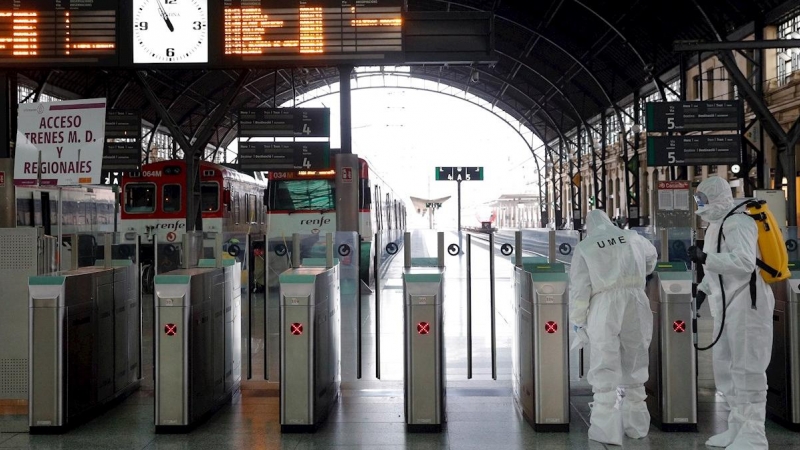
<box><xmin>163</xmin><ymin>185</ymin><xmax>181</xmax><ymax>212</ymax></box>
<box><xmin>201</xmin><ymin>183</ymin><xmax>219</xmax><ymax>212</ymax></box>
<box><xmin>124</xmin><ymin>183</ymin><xmax>156</xmax><ymax>213</ymax></box>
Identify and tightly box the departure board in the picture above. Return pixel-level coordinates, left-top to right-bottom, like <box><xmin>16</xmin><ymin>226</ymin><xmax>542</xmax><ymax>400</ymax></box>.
<box><xmin>223</xmin><ymin>0</ymin><xmax>403</xmax><ymax>59</ymax></box>
<box><xmin>0</xmin><ymin>0</ymin><xmax>117</xmax><ymax>64</ymax></box>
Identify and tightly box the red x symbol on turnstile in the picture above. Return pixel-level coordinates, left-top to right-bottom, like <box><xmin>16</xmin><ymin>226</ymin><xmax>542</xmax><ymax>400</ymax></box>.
<box><xmin>417</xmin><ymin>322</ymin><xmax>430</xmax><ymax>335</ymax></box>
<box><xmin>673</xmin><ymin>320</ymin><xmax>686</xmax><ymax>333</ymax></box>
<box><xmin>290</xmin><ymin>323</ymin><xmax>304</xmax><ymax>335</ymax></box>
<box><xmin>545</xmin><ymin>321</ymin><xmax>558</xmax><ymax>334</ymax></box>
<box><xmin>164</xmin><ymin>323</ymin><xmax>177</xmax><ymax>336</ymax></box>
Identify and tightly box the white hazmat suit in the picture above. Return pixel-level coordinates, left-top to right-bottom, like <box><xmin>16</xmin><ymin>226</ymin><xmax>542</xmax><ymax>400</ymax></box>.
<box><xmin>569</xmin><ymin>210</ymin><xmax>658</xmax><ymax>445</ymax></box>
<box><xmin>692</xmin><ymin>176</ymin><xmax>774</xmax><ymax>449</ymax></box>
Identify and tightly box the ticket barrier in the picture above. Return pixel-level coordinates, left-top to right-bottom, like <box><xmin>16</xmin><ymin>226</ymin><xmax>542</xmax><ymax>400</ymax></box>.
<box><xmin>767</xmin><ymin>262</ymin><xmax>800</xmax><ymax>430</ymax></box>
<box><xmin>512</xmin><ymin>257</ymin><xmax>569</xmax><ymax>432</ymax></box>
<box><xmin>279</xmin><ymin>253</ymin><xmax>341</xmax><ymax>432</ymax></box>
<box><xmin>403</xmin><ymin>232</ymin><xmax>446</xmax><ymax>432</ymax></box>
<box><xmin>154</xmin><ymin>259</ymin><xmax>242</xmax><ymax>432</ymax></box>
<box><xmin>28</xmin><ymin>260</ymin><xmax>141</xmax><ymax>433</ymax></box>
<box><xmin>645</xmin><ymin>262</ymin><xmax>697</xmax><ymax>431</ymax></box>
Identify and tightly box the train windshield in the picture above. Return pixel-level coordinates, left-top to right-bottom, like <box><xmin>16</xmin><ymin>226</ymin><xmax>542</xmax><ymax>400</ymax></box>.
<box><xmin>124</xmin><ymin>183</ymin><xmax>156</xmax><ymax>213</ymax></box>
<box><xmin>272</xmin><ymin>179</ymin><xmax>335</xmax><ymax>211</ymax></box>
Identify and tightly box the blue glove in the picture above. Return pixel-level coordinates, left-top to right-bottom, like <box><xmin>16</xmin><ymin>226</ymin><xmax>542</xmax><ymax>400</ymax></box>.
<box><xmin>573</xmin><ymin>325</ymin><xmax>583</xmax><ymax>333</ymax></box>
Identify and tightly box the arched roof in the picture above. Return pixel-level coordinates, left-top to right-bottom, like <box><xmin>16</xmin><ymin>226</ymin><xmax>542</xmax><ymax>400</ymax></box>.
<box><xmin>13</xmin><ymin>0</ymin><xmax>800</xmax><ymax>154</ymax></box>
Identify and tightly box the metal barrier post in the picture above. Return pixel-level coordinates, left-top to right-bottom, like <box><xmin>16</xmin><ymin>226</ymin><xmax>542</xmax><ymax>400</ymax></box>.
<box><xmin>660</xmin><ymin>228</ymin><xmax>669</xmax><ymax>262</ymax></box>
<box><xmin>404</xmin><ymin>232</ymin><xmax>411</xmax><ymax>268</ymax></box>
<box><xmin>548</xmin><ymin>230</ymin><xmax>556</xmax><ymax>264</ymax></box>
<box><xmin>515</xmin><ymin>231</ymin><xmax>523</xmax><ymax>268</ymax></box>
<box><xmin>326</xmin><ymin>233</ymin><xmax>334</xmax><ymax>268</ymax></box>
<box><xmin>489</xmin><ymin>232</ymin><xmax>497</xmax><ymax>380</ymax></box>
<box><xmin>70</xmin><ymin>234</ymin><xmax>79</xmax><ymax>269</ymax></box>
<box><xmin>215</xmin><ymin>233</ymin><xmax>223</xmax><ymax>268</ymax></box>
<box><xmin>104</xmin><ymin>233</ymin><xmax>112</xmax><ymax>268</ymax></box>
<box><xmin>437</xmin><ymin>232</ymin><xmax>444</xmax><ymax>268</ymax></box>
<box><xmin>374</xmin><ymin>233</ymin><xmax>381</xmax><ymax>380</ymax></box>
<box><xmin>292</xmin><ymin>233</ymin><xmax>301</xmax><ymax>267</ymax></box>
<box><xmin>467</xmin><ymin>234</ymin><xmax>472</xmax><ymax>379</ymax></box>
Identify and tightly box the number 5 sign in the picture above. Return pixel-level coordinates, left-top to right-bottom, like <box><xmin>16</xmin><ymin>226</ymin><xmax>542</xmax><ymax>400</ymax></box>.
<box><xmin>341</xmin><ymin>167</ymin><xmax>353</xmax><ymax>183</ymax></box>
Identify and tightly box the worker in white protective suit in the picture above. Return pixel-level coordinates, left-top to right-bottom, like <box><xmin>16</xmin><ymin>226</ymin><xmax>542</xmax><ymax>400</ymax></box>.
<box><xmin>569</xmin><ymin>209</ymin><xmax>658</xmax><ymax>446</ymax></box>
<box><xmin>688</xmin><ymin>176</ymin><xmax>774</xmax><ymax>449</ymax></box>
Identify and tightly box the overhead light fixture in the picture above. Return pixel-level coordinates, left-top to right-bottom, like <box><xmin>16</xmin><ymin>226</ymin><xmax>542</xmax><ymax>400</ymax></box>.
<box><xmin>731</xmin><ymin>164</ymin><xmax>741</xmax><ymax>174</ymax></box>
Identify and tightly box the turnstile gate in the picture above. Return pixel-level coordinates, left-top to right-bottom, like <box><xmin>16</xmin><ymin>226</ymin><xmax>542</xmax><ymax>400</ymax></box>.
<box><xmin>154</xmin><ymin>260</ymin><xmax>242</xmax><ymax>432</ymax></box>
<box><xmin>28</xmin><ymin>261</ymin><xmax>141</xmax><ymax>433</ymax></box>
<box><xmin>645</xmin><ymin>262</ymin><xmax>697</xmax><ymax>431</ymax></box>
<box><xmin>768</xmin><ymin>262</ymin><xmax>800</xmax><ymax>430</ymax></box>
<box><xmin>279</xmin><ymin>264</ymin><xmax>341</xmax><ymax>432</ymax></box>
<box><xmin>513</xmin><ymin>258</ymin><xmax>569</xmax><ymax>431</ymax></box>
<box><xmin>403</xmin><ymin>232</ymin><xmax>446</xmax><ymax>432</ymax></box>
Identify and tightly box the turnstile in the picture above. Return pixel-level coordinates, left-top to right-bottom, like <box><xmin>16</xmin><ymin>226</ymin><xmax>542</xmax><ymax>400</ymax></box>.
<box><xmin>767</xmin><ymin>262</ymin><xmax>800</xmax><ymax>430</ymax></box>
<box><xmin>403</xmin><ymin>231</ymin><xmax>446</xmax><ymax>432</ymax></box>
<box><xmin>645</xmin><ymin>262</ymin><xmax>697</xmax><ymax>431</ymax></box>
<box><xmin>279</xmin><ymin>264</ymin><xmax>341</xmax><ymax>432</ymax></box>
<box><xmin>28</xmin><ymin>261</ymin><xmax>141</xmax><ymax>433</ymax></box>
<box><xmin>154</xmin><ymin>260</ymin><xmax>242</xmax><ymax>432</ymax></box>
<box><xmin>512</xmin><ymin>259</ymin><xmax>569</xmax><ymax>431</ymax></box>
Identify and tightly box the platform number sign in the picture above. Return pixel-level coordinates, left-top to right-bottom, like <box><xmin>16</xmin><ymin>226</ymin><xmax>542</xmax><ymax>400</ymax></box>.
<box><xmin>342</xmin><ymin>167</ymin><xmax>353</xmax><ymax>183</ymax></box>
<box><xmin>436</xmin><ymin>166</ymin><xmax>484</xmax><ymax>181</ymax></box>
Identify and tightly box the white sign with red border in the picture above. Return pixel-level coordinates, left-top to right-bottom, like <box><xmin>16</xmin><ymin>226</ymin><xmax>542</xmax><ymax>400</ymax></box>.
<box><xmin>14</xmin><ymin>98</ymin><xmax>107</xmax><ymax>186</ymax></box>
<box><xmin>657</xmin><ymin>181</ymin><xmax>691</xmax><ymax>211</ymax></box>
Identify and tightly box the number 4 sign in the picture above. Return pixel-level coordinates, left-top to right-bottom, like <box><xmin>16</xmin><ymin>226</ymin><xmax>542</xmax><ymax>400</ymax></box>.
<box><xmin>342</xmin><ymin>167</ymin><xmax>353</xmax><ymax>183</ymax></box>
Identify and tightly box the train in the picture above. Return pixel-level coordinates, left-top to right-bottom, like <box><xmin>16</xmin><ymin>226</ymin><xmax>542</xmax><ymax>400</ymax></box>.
<box><xmin>120</xmin><ymin>157</ymin><xmax>407</xmax><ymax>291</ymax></box>
<box><xmin>264</xmin><ymin>157</ymin><xmax>407</xmax><ymax>287</ymax></box>
<box><xmin>119</xmin><ymin>160</ymin><xmax>269</xmax><ymax>292</ymax></box>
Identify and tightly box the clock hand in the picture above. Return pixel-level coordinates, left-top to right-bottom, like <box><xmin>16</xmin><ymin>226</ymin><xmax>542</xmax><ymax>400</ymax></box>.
<box><xmin>155</xmin><ymin>0</ymin><xmax>175</xmax><ymax>32</ymax></box>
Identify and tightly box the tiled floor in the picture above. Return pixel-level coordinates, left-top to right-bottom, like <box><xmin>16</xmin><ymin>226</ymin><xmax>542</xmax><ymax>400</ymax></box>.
<box><xmin>2</xmin><ymin>386</ymin><xmax>800</xmax><ymax>449</ymax></box>
<box><xmin>1</xmin><ymin>230</ymin><xmax>799</xmax><ymax>448</ymax></box>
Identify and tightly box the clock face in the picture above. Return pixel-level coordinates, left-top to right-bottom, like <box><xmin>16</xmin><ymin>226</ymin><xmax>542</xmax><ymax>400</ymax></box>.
<box><xmin>133</xmin><ymin>0</ymin><xmax>208</xmax><ymax>64</ymax></box>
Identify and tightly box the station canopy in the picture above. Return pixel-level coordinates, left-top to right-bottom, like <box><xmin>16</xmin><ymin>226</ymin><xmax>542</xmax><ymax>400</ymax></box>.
<box><xmin>11</xmin><ymin>0</ymin><xmax>798</xmax><ymax>152</ymax></box>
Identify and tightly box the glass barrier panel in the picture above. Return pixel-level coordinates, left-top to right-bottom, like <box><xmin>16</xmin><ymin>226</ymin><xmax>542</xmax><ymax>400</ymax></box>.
<box><xmin>516</xmin><ymin>229</ymin><xmax>579</xmax><ymax>266</ymax></box>
<box><xmin>667</xmin><ymin>227</ymin><xmax>692</xmax><ymax>266</ymax></box>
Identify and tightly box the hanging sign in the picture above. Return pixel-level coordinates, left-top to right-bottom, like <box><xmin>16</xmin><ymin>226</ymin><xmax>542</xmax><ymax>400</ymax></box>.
<box><xmin>14</xmin><ymin>98</ymin><xmax>107</xmax><ymax>186</ymax></box>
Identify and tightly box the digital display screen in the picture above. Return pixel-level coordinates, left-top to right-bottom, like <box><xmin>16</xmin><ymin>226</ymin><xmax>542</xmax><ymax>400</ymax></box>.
<box><xmin>0</xmin><ymin>0</ymin><xmax>117</xmax><ymax>63</ymax></box>
<box><xmin>223</xmin><ymin>0</ymin><xmax>402</xmax><ymax>59</ymax></box>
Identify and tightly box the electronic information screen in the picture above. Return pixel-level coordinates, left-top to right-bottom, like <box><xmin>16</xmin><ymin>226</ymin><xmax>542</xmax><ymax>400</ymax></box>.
<box><xmin>0</xmin><ymin>0</ymin><xmax>117</xmax><ymax>64</ymax></box>
<box><xmin>223</xmin><ymin>0</ymin><xmax>402</xmax><ymax>59</ymax></box>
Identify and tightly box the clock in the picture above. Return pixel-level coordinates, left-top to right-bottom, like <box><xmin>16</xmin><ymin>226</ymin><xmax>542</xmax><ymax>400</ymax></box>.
<box><xmin>133</xmin><ymin>0</ymin><xmax>208</xmax><ymax>64</ymax></box>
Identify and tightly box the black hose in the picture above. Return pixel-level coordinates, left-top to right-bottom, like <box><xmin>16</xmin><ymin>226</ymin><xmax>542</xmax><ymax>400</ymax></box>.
<box><xmin>695</xmin><ymin>199</ymin><xmax>751</xmax><ymax>351</ymax></box>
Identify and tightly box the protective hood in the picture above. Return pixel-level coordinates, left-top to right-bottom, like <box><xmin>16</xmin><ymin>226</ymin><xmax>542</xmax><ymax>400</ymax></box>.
<box><xmin>694</xmin><ymin>176</ymin><xmax>735</xmax><ymax>222</ymax></box>
<box><xmin>585</xmin><ymin>210</ymin><xmax>615</xmax><ymax>236</ymax></box>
